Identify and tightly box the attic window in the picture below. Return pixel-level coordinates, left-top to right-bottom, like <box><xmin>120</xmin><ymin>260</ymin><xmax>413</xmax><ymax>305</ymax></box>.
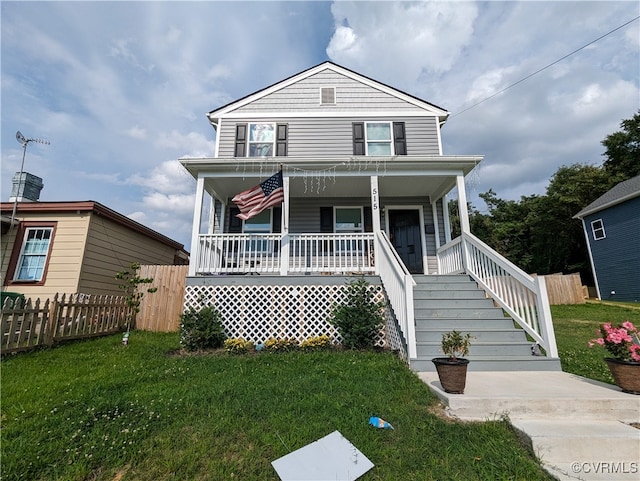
<box><xmin>320</xmin><ymin>87</ymin><xmax>336</xmax><ymax>105</ymax></box>
<box><xmin>591</xmin><ymin>219</ymin><xmax>606</xmax><ymax>240</ymax></box>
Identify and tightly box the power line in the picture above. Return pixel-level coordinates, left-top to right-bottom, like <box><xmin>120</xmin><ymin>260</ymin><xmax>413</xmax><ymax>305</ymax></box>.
<box><xmin>450</xmin><ymin>15</ymin><xmax>640</xmax><ymax>118</ymax></box>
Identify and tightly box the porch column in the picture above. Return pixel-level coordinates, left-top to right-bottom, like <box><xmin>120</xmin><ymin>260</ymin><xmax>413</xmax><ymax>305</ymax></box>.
<box><xmin>188</xmin><ymin>175</ymin><xmax>205</xmax><ymax>276</ymax></box>
<box><xmin>455</xmin><ymin>174</ymin><xmax>470</xmax><ymax>234</ymax></box>
<box><xmin>431</xmin><ymin>200</ymin><xmax>441</xmax><ymax>249</ymax></box>
<box><xmin>280</xmin><ymin>173</ymin><xmax>290</xmax><ymax>276</ymax></box>
<box><xmin>370</xmin><ymin>176</ymin><xmax>380</xmax><ymax>274</ymax></box>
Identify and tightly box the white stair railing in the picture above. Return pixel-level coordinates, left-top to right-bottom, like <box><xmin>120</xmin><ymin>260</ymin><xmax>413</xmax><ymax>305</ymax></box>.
<box><xmin>437</xmin><ymin>232</ymin><xmax>558</xmax><ymax>357</ymax></box>
<box><xmin>376</xmin><ymin>231</ymin><xmax>417</xmax><ymax>359</ymax></box>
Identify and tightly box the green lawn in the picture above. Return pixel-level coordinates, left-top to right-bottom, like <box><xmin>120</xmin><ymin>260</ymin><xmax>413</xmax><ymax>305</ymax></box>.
<box><xmin>551</xmin><ymin>300</ymin><xmax>640</xmax><ymax>384</ymax></box>
<box><xmin>1</xmin><ymin>332</ymin><xmax>553</xmax><ymax>481</ymax></box>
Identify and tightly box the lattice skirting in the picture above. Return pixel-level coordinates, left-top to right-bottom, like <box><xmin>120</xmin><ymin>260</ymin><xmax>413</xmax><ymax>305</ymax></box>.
<box><xmin>184</xmin><ymin>283</ymin><xmax>406</xmax><ymax>356</ymax></box>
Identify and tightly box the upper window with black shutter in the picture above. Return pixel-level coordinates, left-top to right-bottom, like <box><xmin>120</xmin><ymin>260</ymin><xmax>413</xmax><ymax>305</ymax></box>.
<box><xmin>352</xmin><ymin>121</ymin><xmax>407</xmax><ymax>156</ymax></box>
<box><xmin>235</xmin><ymin>122</ymin><xmax>288</xmax><ymax>157</ymax></box>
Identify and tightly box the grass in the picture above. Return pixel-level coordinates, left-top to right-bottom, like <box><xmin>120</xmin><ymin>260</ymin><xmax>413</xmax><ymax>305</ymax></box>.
<box><xmin>1</xmin><ymin>332</ymin><xmax>554</xmax><ymax>481</ymax></box>
<box><xmin>551</xmin><ymin>300</ymin><xmax>640</xmax><ymax>384</ymax></box>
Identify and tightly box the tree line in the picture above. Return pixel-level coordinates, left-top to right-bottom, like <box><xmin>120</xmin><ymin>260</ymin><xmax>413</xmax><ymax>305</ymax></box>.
<box><xmin>450</xmin><ymin>111</ymin><xmax>639</xmax><ymax>286</ymax></box>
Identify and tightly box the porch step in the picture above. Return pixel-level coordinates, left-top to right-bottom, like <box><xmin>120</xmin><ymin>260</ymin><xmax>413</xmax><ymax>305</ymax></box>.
<box><xmin>409</xmin><ymin>275</ymin><xmax>561</xmax><ymax>372</ymax></box>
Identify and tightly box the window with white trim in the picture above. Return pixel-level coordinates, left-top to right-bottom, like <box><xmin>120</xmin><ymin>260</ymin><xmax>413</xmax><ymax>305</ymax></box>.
<box><xmin>320</xmin><ymin>87</ymin><xmax>336</xmax><ymax>105</ymax></box>
<box><xmin>591</xmin><ymin>219</ymin><xmax>606</xmax><ymax>240</ymax></box>
<box><xmin>248</xmin><ymin>123</ymin><xmax>275</xmax><ymax>157</ymax></box>
<box><xmin>334</xmin><ymin>207</ymin><xmax>363</xmax><ymax>233</ymax></box>
<box><xmin>243</xmin><ymin>210</ymin><xmax>272</xmax><ymax>252</ymax></box>
<box><xmin>14</xmin><ymin>227</ymin><xmax>53</xmax><ymax>281</ymax></box>
<box><xmin>365</xmin><ymin>122</ymin><xmax>393</xmax><ymax>156</ymax></box>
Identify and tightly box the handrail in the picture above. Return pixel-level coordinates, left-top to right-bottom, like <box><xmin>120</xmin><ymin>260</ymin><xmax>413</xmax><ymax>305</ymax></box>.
<box><xmin>376</xmin><ymin>231</ymin><xmax>417</xmax><ymax>359</ymax></box>
<box><xmin>437</xmin><ymin>232</ymin><xmax>558</xmax><ymax>357</ymax></box>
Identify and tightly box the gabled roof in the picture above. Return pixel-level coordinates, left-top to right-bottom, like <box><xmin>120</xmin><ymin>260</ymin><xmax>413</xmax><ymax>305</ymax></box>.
<box><xmin>207</xmin><ymin>61</ymin><xmax>449</xmax><ymax>123</ymax></box>
<box><xmin>574</xmin><ymin>175</ymin><xmax>640</xmax><ymax>219</ymax></box>
<box><xmin>0</xmin><ymin>200</ymin><xmax>186</xmax><ymax>251</ymax></box>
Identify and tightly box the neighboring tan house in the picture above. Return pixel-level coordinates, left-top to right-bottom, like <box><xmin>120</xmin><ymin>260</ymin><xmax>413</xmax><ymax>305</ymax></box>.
<box><xmin>574</xmin><ymin>175</ymin><xmax>640</xmax><ymax>303</ymax></box>
<box><xmin>1</xmin><ymin>200</ymin><xmax>188</xmax><ymax>301</ymax></box>
<box><xmin>179</xmin><ymin>61</ymin><xmax>559</xmax><ymax>371</ymax></box>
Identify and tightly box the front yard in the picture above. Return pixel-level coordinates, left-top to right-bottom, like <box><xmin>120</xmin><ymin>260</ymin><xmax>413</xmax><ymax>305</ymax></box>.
<box><xmin>2</xmin><ymin>300</ymin><xmax>637</xmax><ymax>481</ymax></box>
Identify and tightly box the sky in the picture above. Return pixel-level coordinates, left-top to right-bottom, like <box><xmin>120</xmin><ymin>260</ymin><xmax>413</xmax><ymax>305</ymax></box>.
<box><xmin>2</xmin><ymin>1</ymin><xmax>638</xmax><ymax>250</ymax></box>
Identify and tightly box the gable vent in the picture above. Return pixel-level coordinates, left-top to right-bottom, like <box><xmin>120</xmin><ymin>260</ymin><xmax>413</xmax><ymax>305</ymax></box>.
<box><xmin>320</xmin><ymin>87</ymin><xmax>336</xmax><ymax>105</ymax></box>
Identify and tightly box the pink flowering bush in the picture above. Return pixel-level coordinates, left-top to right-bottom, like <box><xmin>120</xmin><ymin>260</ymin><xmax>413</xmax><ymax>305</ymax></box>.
<box><xmin>589</xmin><ymin>321</ymin><xmax>640</xmax><ymax>362</ymax></box>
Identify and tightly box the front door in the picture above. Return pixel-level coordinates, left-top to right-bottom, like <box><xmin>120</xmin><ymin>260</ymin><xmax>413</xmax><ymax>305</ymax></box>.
<box><xmin>389</xmin><ymin>210</ymin><xmax>423</xmax><ymax>274</ymax></box>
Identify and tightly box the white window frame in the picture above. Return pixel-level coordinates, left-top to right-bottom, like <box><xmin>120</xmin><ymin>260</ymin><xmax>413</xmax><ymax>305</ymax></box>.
<box><xmin>14</xmin><ymin>226</ymin><xmax>54</xmax><ymax>281</ymax></box>
<box><xmin>319</xmin><ymin>86</ymin><xmax>336</xmax><ymax>105</ymax></box>
<box><xmin>242</xmin><ymin>209</ymin><xmax>273</xmax><ymax>253</ymax></box>
<box><xmin>591</xmin><ymin>219</ymin><xmax>606</xmax><ymax>240</ymax></box>
<box><xmin>364</xmin><ymin>121</ymin><xmax>394</xmax><ymax>156</ymax></box>
<box><xmin>247</xmin><ymin>122</ymin><xmax>276</xmax><ymax>157</ymax></box>
<box><xmin>334</xmin><ymin>206</ymin><xmax>364</xmax><ymax>233</ymax></box>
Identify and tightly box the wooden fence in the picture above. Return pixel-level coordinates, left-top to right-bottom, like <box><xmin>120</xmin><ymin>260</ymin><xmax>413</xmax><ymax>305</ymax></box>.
<box><xmin>1</xmin><ymin>293</ymin><xmax>131</xmax><ymax>354</ymax></box>
<box><xmin>536</xmin><ymin>272</ymin><xmax>586</xmax><ymax>305</ymax></box>
<box><xmin>136</xmin><ymin>265</ymin><xmax>188</xmax><ymax>332</ymax></box>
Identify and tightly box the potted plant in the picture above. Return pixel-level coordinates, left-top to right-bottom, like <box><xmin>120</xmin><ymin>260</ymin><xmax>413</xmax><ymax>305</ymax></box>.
<box><xmin>432</xmin><ymin>330</ymin><xmax>473</xmax><ymax>394</ymax></box>
<box><xmin>589</xmin><ymin>320</ymin><xmax>640</xmax><ymax>394</ymax></box>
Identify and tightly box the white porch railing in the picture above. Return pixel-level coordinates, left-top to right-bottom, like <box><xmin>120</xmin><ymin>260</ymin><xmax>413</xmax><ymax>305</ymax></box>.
<box><xmin>194</xmin><ymin>233</ymin><xmax>375</xmax><ymax>275</ymax></box>
<box><xmin>437</xmin><ymin>232</ymin><xmax>558</xmax><ymax>358</ymax></box>
<box><xmin>376</xmin><ymin>231</ymin><xmax>417</xmax><ymax>359</ymax></box>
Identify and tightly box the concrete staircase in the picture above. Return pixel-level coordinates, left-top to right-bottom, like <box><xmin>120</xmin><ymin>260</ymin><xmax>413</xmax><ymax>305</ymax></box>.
<box><xmin>409</xmin><ymin>275</ymin><xmax>562</xmax><ymax>372</ymax></box>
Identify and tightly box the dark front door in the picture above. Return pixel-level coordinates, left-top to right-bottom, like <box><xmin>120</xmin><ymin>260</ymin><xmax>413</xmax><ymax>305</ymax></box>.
<box><xmin>389</xmin><ymin>210</ymin><xmax>423</xmax><ymax>274</ymax></box>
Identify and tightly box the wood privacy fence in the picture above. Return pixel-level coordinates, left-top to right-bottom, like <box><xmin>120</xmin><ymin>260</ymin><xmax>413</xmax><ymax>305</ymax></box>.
<box><xmin>136</xmin><ymin>265</ymin><xmax>188</xmax><ymax>332</ymax></box>
<box><xmin>1</xmin><ymin>294</ymin><xmax>131</xmax><ymax>354</ymax></box>
<box><xmin>536</xmin><ymin>272</ymin><xmax>586</xmax><ymax>305</ymax></box>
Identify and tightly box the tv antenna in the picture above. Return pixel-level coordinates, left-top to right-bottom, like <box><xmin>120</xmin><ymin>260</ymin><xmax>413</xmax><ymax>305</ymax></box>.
<box><xmin>10</xmin><ymin>131</ymin><xmax>50</xmax><ymax>225</ymax></box>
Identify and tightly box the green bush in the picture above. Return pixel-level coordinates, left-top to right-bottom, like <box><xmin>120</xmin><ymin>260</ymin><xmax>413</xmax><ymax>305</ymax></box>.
<box><xmin>180</xmin><ymin>305</ymin><xmax>226</xmax><ymax>351</ymax></box>
<box><xmin>330</xmin><ymin>277</ymin><xmax>386</xmax><ymax>349</ymax></box>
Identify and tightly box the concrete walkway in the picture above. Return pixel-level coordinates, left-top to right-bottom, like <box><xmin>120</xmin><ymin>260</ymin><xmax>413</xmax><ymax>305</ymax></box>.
<box><xmin>417</xmin><ymin>371</ymin><xmax>640</xmax><ymax>481</ymax></box>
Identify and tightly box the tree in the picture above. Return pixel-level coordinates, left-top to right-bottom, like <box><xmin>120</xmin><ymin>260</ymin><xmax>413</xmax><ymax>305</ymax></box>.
<box><xmin>601</xmin><ymin>111</ymin><xmax>640</xmax><ymax>181</ymax></box>
<box><xmin>115</xmin><ymin>263</ymin><xmax>157</xmax><ymax>329</ymax></box>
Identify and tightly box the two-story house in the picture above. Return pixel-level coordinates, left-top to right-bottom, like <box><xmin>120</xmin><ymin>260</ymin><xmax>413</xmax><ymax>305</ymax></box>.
<box><xmin>179</xmin><ymin>62</ymin><xmax>559</xmax><ymax>371</ymax></box>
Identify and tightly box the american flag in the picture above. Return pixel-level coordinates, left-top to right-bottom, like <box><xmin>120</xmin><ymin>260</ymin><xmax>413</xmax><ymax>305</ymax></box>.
<box><xmin>232</xmin><ymin>170</ymin><xmax>284</xmax><ymax>221</ymax></box>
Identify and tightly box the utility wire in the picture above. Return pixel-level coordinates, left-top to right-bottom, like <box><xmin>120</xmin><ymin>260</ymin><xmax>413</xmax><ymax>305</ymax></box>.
<box><xmin>450</xmin><ymin>15</ymin><xmax>640</xmax><ymax>118</ymax></box>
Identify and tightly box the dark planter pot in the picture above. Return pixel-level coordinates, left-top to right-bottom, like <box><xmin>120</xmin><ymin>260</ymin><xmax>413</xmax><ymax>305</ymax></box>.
<box><xmin>432</xmin><ymin>357</ymin><xmax>470</xmax><ymax>394</ymax></box>
<box><xmin>604</xmin><ymin>358</ymin><xmax>640</xmax><ymax>395</ymax></box>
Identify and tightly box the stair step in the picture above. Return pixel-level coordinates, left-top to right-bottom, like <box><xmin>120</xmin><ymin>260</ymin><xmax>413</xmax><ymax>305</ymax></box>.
<box><xmin>415</xmin><ymin>327</ymin><xmax>527</xmax><ymax>342</ymax></box>
<box><xmin>414</xmin><ymin>308</ymin><xmax>505</xmax><ymax>319</ymax></box>
<box><xmin>410</xmin><ymin>356</ymin><xmax>562</xmax><ymax>372</ymax></box>
<box><xmin>413</xmin><ymin>289</ymin><xmax>488</xmax><ymax>299</ymax></box>
<box><xmin>413</xmin><ymin>298</ymin><xmax>497</xmax><ymax>309</ymax></box>
<box><xmin>413</xmin><ymin>275</ymin><xmax>473</xmax><ymax>284</ymax></box>
<box><xmin>417</xmin><ymin>341</ymin><xmax>533</xmax><ymax>358</ymax></box>
<box><xmin>415</xmin><ymin>318</ymin><xmax>517</xmax><ymax>330</ymax></box>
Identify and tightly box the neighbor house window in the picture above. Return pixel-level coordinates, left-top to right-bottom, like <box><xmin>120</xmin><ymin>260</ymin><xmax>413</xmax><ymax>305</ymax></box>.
<box><xmin>591</xmin><ymin>219</ymin><xmax>606</xmax><ymax>240</ymax></box>
<box><xmin>235</xmin><ymin>123</ymin><xmax>288</xmax><ymax>157</ymax></box>
<box><xmin>352</xmin><ymin>121</ymin><xmax>406</xmax><ymax>156</ymax></box>
<box><xmin>14</xmin><ymin>226</ymin><xmax>54</xmax><ymax>281</ymax></box>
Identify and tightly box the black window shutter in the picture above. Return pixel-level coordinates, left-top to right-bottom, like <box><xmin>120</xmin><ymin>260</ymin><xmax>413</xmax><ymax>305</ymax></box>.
<box><xmin>320</xmin><ymin>207</ymin><xmax>333</xmax><ymax>233</ymax></box>
<box><xmin>234</xmin><ymin>124</ymin><xmax>247</xmax><ymax>157</ymax></box>
<box><xmin>272</xmin><ymin>207</ymin><xmax>282</xmax><ymax>233</ymax></box>
<box><xmin>364</xmin><ymin>206</ymin><xmax>373</xmax><ymax>232</ymax></box>
<box><xmin>229</xmin><ymin>207</ymin><xmax>242</xmax><ymax>233</ymax></box>
<box><xmin>276</xmin><ymin>124</ymin><xmax>288</xmax><ymax>157</ymax></box>
<box><xmin>353</xmin><ymin>122</ymin><xmax>365</xmax><ymax>155</ymax></box>
<box><xmin>393</xmin><ymin>122</ymin><xmax>407</xmax><ymax>155</ymax></box>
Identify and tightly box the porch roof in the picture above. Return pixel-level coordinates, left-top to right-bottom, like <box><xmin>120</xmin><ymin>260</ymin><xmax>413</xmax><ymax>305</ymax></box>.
<box><xmin>180</xmin><ymin>155</ymin><xmax>483</xmax><ymax>201</ymax></box>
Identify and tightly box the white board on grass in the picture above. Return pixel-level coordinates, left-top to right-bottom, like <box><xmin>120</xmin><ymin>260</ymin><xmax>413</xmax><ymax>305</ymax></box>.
<box><xmin>271</xmin><ymin>430</ymin><xmax>374</xmax><ymax>481</ymax></box>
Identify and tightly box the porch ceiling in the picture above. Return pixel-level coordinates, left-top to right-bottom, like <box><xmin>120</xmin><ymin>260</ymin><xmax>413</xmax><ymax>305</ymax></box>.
<box><xmin>180</xmin><ymin>155</ymin><xmax>483</xmax><ymax>202</ymax></box>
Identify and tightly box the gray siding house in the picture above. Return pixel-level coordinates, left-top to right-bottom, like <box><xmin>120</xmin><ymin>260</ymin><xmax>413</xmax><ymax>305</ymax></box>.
<box><xmin>179</xmin><ymin>62</ymin><xmax>560</xmax><ymax>371</ymax></box>
<box><xmin>574</xmin><ymin>175</ymin><xmax>640</xmax><ymax>303</ymax></box>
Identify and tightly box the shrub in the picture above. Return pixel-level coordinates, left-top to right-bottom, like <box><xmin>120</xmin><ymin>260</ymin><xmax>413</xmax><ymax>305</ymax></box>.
<box><xmin>300</xmin><ymin>335</ymin><xmax>333</xmax><ymax>352</ymax></box>
<box><xmin>263</xmin><ymin>337</ymin><xmax>299</xmax><ymax>353</ymax></box>
<box><xmin>330</xmin><ymin>277</ymin><xmax>386</xmax><ymax>349</ymax></box>
<box><xmin>180</xmin><ymin>305</ymin><xmax>226</xmax><ymax>351</ymax></box>
<box><xmin>224</xmin><ymin>338</ymin><xmax>255</xmax><ymax>354</ymax></box>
